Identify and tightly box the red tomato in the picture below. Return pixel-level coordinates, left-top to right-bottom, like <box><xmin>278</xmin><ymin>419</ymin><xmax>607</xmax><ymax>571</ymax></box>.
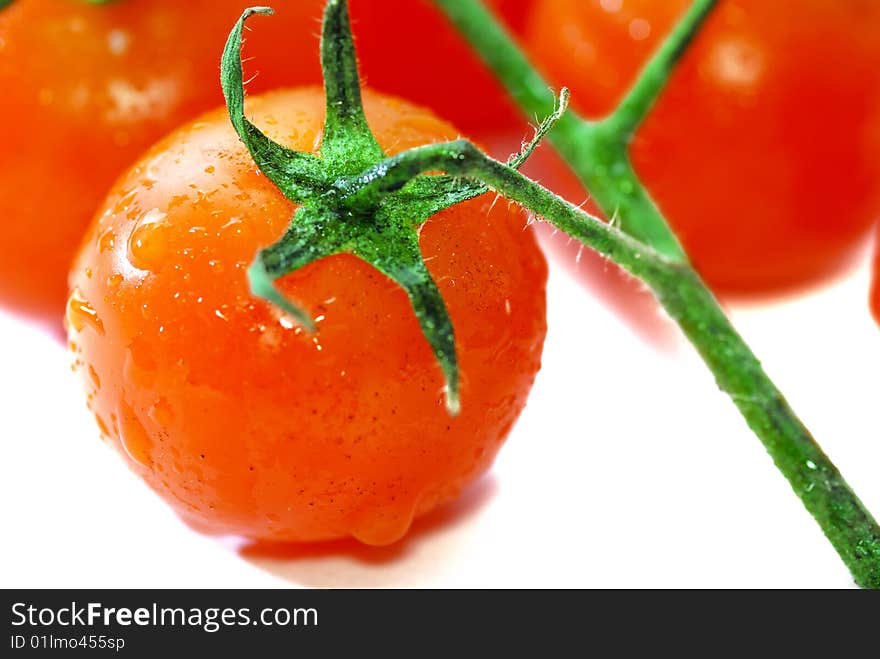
<box><xmin>527</xmin><ymin>0</ymin><xmax>880</xmax><ymax>293</ymax></box>
<box><xmin>353</xmin><ymin>0</ymin><xmax>530</xmax><ymax>134</ymax></box>
<box><xmin>0</xmin><ymin>0</ymin><xmax>527</xmax><ymax>320</ymax></box>
<box><xmin>67</xmin><ymin>88</ymin><xmax>548</xmax><ymax>545</ymax></box>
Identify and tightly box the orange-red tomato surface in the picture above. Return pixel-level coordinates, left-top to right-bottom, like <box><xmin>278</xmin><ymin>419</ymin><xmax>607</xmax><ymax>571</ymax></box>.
<box><xmin>67</xmin><ymin>88</ymin><xmax>548</xmax><ymax>545</ymax></box>
<box><xmin>527</xmin><ymin>0</ymin><xmax>880</xmax><ymax>293</ymax></box>
<box><xmin>0</xmin><ymin>0</ymin><xmax>527</xmax><ymax>320</ymax></box>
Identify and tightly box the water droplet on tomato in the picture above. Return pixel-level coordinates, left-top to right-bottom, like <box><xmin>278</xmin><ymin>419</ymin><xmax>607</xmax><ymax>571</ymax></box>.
<box><xmin>94</xmin><ymin>414</ymin><xmax>112</xmax><ymax>439</ymax></box>
<box><xmin>128</xmin><ymin>208</ymin><xmax>171</xmax><ymax>272</ymax></box>
<box><xmin>148</xmin><ymin>398</ymin><xmax>174</xmax><ymax>430</ymax></box>
<box><xmin>112</xmin><ymin>188</ymin><xmax>138</xmax><ymax>215</ymax></box>
<box><xmin>118</xmin><ymin>401</ymin><xmax>153</xmax><ymax>468</ymax></box>
<box><xmin>66</xmin><ymin>290</ymin><xmax>105</xmax><ymax>335</ymax></box>
<box><xmin>88</xmin><ymin>364</ymin><xmax>101</xmax><ymax>390</ymax></box>
<box><xmin>220</xmin><ymin>217</ymin><xmax>249</xmax><ymax>244</ymax></box>
<box><xmin>98</xmin><ymin>229</ymin><xmax>117</xmax><ymax>253</ymax></box>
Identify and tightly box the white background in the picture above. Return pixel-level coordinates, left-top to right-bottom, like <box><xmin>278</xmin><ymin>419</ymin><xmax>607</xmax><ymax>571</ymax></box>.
<box><xmin>1</xmin><ymin>240</ymin><xmax>878</xmax><ymax>589</ymax></box>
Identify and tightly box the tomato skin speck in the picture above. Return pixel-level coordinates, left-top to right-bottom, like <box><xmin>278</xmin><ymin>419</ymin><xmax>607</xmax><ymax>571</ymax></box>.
<box><xmin>0</xmin><ymin>0</ymin><xmax>528</xmax><ymax>321</ymax></box>
<box><xmin>67</xmin><ymin>89</ymin><xmax>547</xmax><ymax>546</ymax></box>
<box><xmin>527</xmin><ymin>0</ymin><xmax>880</xmax><ymax>294</ymax></box>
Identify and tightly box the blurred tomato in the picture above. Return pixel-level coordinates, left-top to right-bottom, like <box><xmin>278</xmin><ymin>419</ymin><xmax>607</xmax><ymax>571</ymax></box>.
<box><xmin>354</xmin><ymin>0</ymin><xmax>530</xmax><ymax>135</ymax></box>
<box><xmin>527</xmin><ymin>0</ymin><xmax>880</xmax><ymax>294</ymax></box>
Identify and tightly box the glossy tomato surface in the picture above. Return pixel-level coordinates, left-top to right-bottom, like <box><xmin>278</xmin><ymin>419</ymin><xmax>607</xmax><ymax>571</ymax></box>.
<box><xmin>0</xmin><ymin>0</ymin><xmax>527</xmax><ymax>320</ymax></box>
<box><xmin>527</xmin><ymin>0</ymin><xmax>880</xmax><ymax>293</ymax></box>
<box><xmin>67</xmin><ymin>88</ymin><xmax>548</xmax><ymax>546</ymax></box>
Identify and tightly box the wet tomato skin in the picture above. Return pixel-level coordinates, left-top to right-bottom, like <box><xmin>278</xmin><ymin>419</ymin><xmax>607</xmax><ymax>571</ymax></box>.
<box><xmin>0</xmin><ymin>0</ymin><xmax>528</xmax><ymax>320</ymax></box>
<box><xmin>67</xmin><ymin>89</ymin><xmax>548</xmax><ymax>546</ymax></box>
<box><xmin>527</xmin><ymin>0</ymin><xmax>880</xmax><ymax>293</ymax></box>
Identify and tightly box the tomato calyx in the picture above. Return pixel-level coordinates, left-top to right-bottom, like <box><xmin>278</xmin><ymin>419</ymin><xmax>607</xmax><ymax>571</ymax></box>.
<box><xmin>221</xmin><ymin>2</ymin><xmax>548</xmax><ymax>415</ymax></box>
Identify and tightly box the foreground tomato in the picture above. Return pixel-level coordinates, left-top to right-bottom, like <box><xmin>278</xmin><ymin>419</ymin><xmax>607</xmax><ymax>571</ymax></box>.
<box><xmin>527</xmin><ymin>0</ymin><xmax>880</xmax><ymax>293</ymax></box>
<box><xmin>67</xmin><ymin>88</ymin><xmax>548</xmax><ymax>545</ymax></box>
<box><xmin>0</xmin><ymin>0</ymin><xmax>526</xmax><ymax>320</ymax></box>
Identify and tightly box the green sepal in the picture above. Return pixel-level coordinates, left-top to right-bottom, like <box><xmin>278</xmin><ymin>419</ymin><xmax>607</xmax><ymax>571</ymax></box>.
<box><xmin>221</xmin><ymin>7</ymin><xmax>325</xmax><ymax>202</ymax></box>
<box><xmin>319</xmin><ymin>0</ymin><xmax>384</xmax><ymax>171</ymax></box>
<box><xmin>248</xmin><ymin>259</ymin><xmax>317</xmax><ymax>333</ymax></box>
<box><xmin>355</xmin><ymin>233</ymin><xmax>460</xmax><ymax>416</ymax></box>
<box><xmin>249</xmin><ymin>207</ymin><xmax>353</xmax><ymax>332</ymax></box>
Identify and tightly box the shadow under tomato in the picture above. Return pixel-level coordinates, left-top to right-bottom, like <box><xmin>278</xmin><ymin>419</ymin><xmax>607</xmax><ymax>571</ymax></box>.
<box><xmin>237</xmin><ymin>475</ymin><xmax>499</xmax><ymax>587</ymax></box>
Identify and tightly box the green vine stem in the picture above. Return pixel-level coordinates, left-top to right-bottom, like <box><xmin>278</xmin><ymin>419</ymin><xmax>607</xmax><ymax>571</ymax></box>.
<box><xmin>429</xmin><ymin>0</ymin><xmax>880</xmax><ymax>587</ymax></box>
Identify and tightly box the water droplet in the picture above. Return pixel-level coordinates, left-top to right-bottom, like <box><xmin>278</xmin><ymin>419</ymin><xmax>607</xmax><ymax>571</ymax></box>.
<box><xmin>88</xmin><ymin>364</ymin><xmax>101</xmax><ymax>389</ymax></box>
<box><xmin>118</xmin><ymin>401</ymin><xmax>153</xmax><ymax>468</ymax></box>
<box><xmin>98</xmin><ymin>229</ymin><xmax>117</xmax><ymax>253</ymax></box>
<box><xmin>66</xmin><ymin>290</ymin><xmax>105</xmax><ymax>335</ymax></box>
<box><xmin>128</xmin><ymin>208</ymin><xmax>171</xmax><ymax>272</ymax></box>
<box><xmin>112</xmin><ymin>188</ymin><xmax>138</xmax><ymax>215</ymax></box>
<box><xmin>148</xmin><ymin>398</ymin><xmax>174</xmax><ymax>430</ymax></box>
<box><xmin>107</xmin><ymin>273</ymin><xmax>124</xmax><ymax>288</ymax></box>
<box><xmin>94</xmin><ymin>414</ymin><xmax>112</xmax><ymax>439</ymax></box>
